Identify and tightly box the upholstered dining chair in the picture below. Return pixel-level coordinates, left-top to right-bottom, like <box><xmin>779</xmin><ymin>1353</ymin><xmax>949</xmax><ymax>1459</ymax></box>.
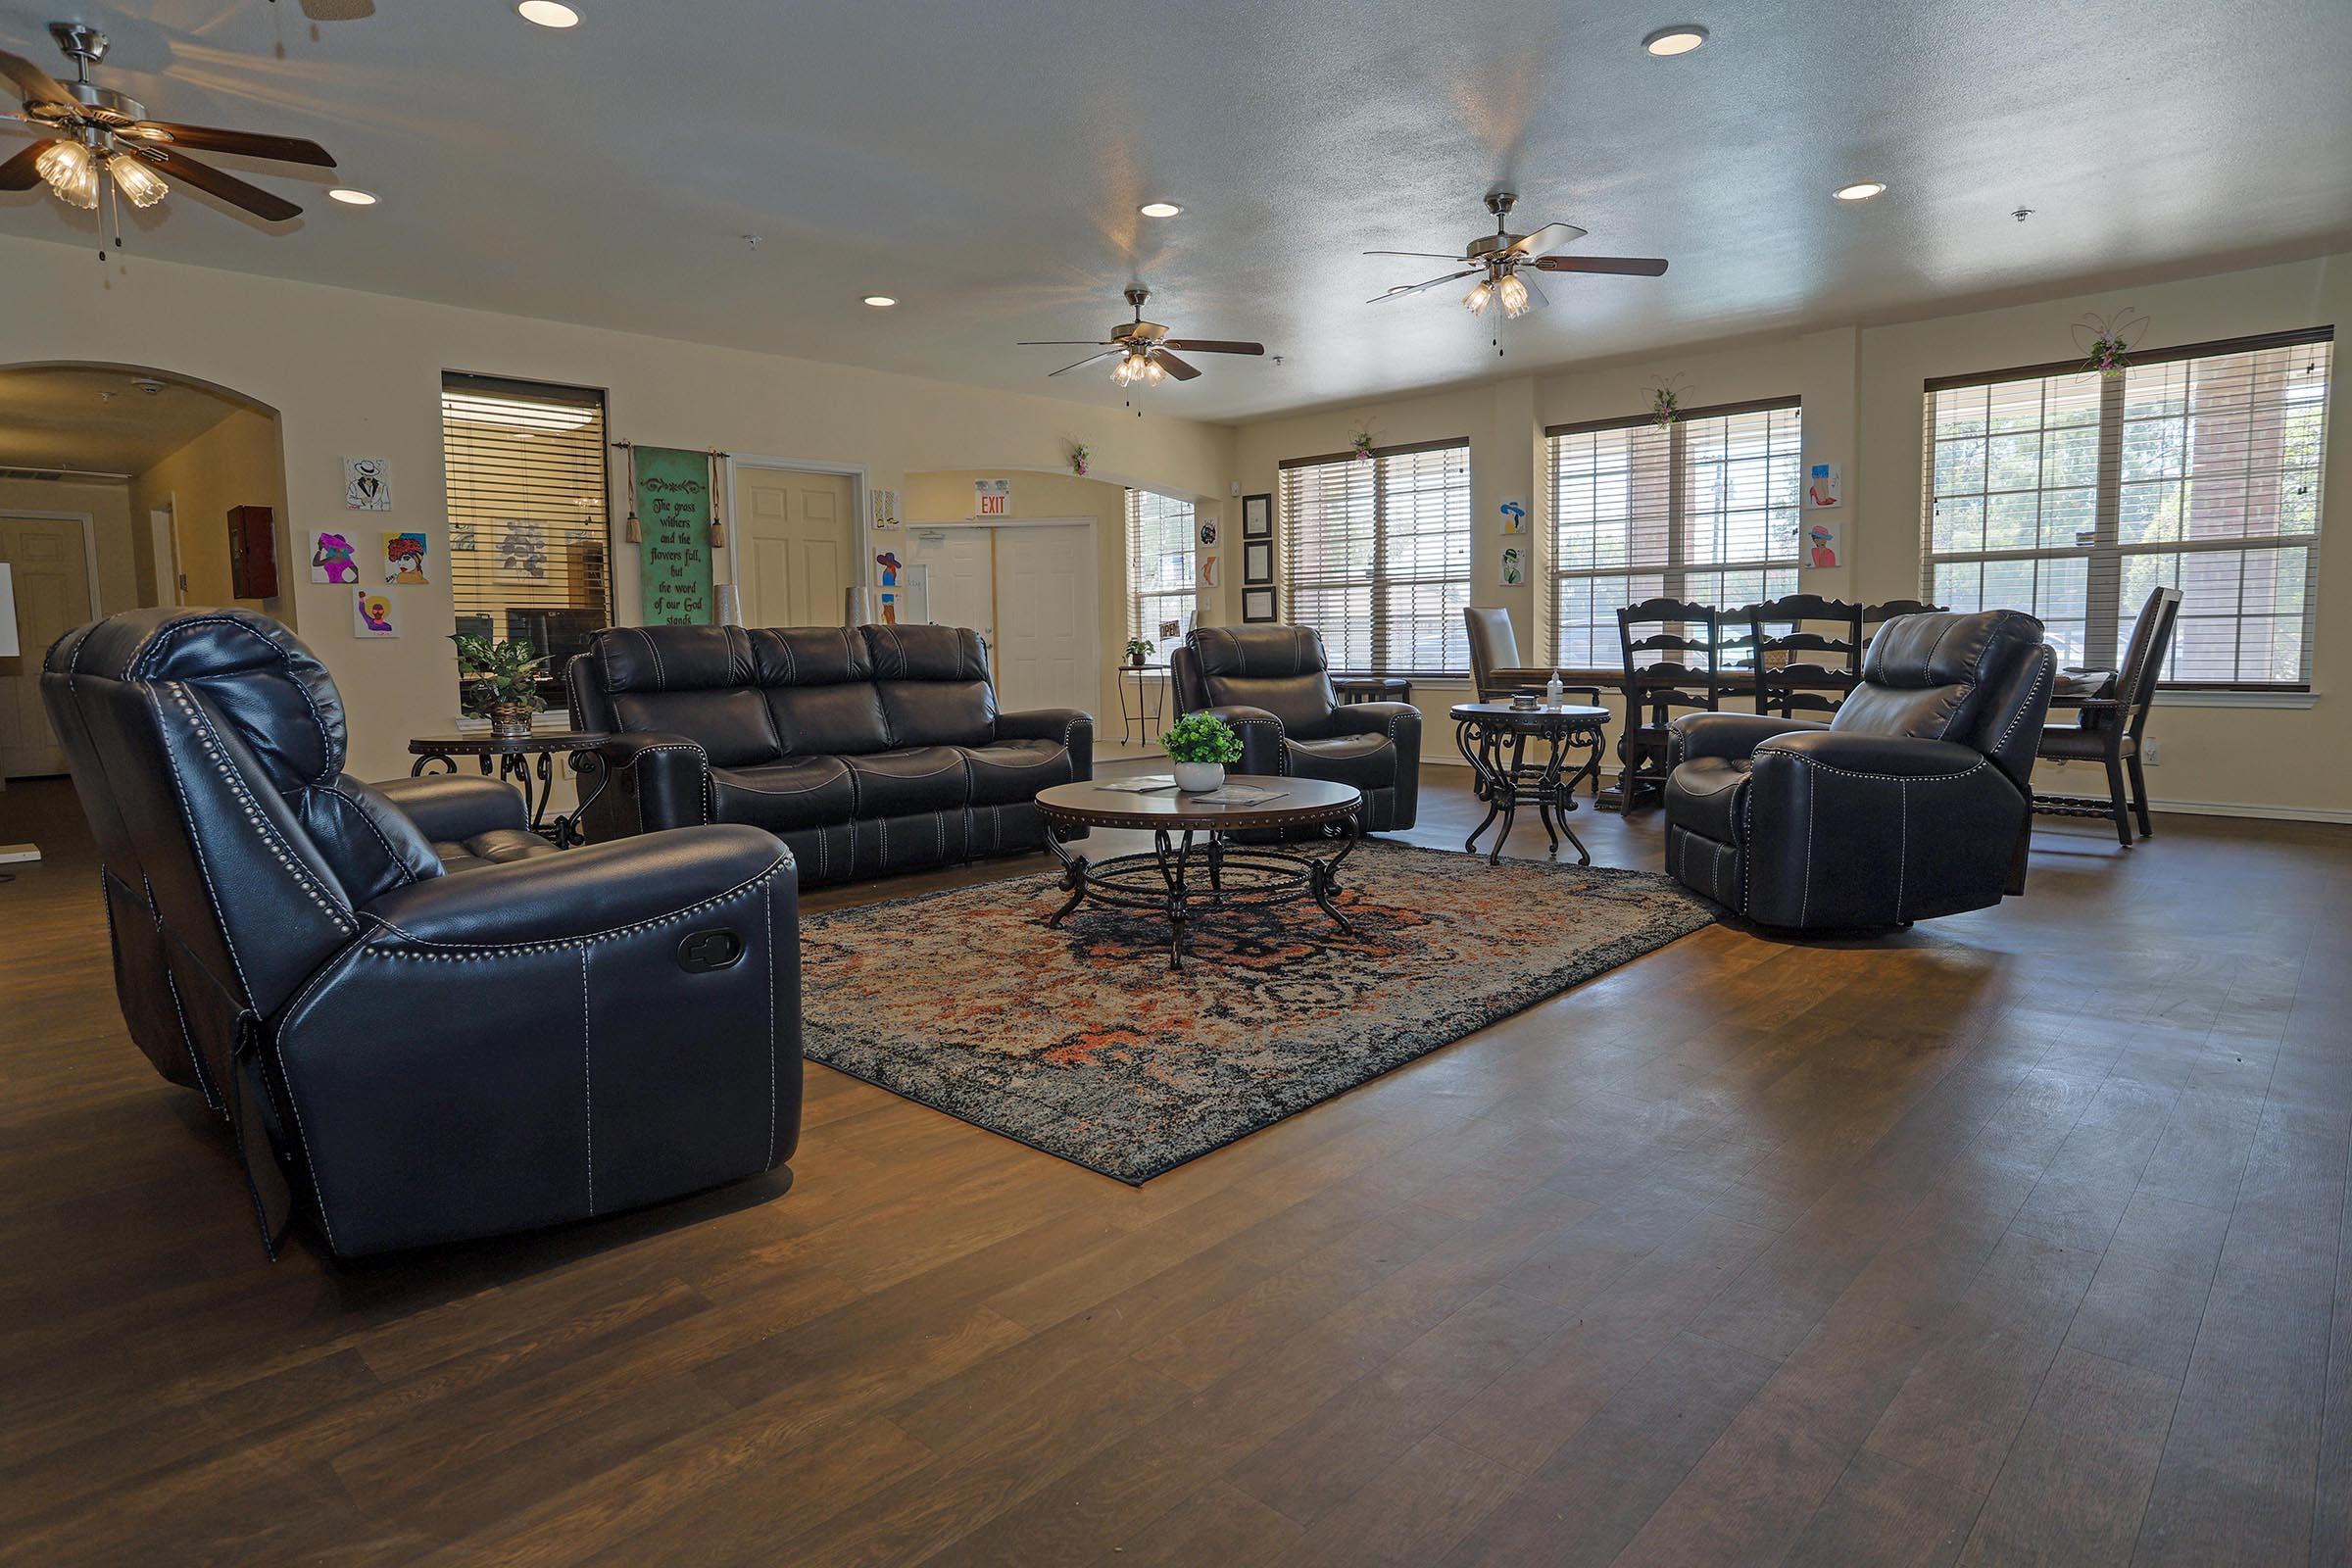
<box><xmin>1463</xmin><ymin>605</ymin><xmax>1605</xmax><ymax>797</ymax></box>
<box><xmin>2034</xmin><ymin>585</ymin><xmax>2182</xmax><ymax>845</ymax></box>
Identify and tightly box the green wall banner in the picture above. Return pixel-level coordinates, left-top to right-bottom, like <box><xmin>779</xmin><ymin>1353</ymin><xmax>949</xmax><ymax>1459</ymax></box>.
<box><xmin>633</xmin><ymin>445</ymin><xmax>713</xmax><ymax>625</ymax></box>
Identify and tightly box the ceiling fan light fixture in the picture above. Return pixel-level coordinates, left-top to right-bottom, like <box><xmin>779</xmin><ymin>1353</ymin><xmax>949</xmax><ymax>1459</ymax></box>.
<box><xmin>327</xmin><ymin>187</ymin><xmax>379</xmax><ymax>206</ymax></box>
<box><xmin>1497</xmin><ymin>272</ymin><xmax>1531</xmax><ymax>318</ymax></box>
<box><xmin>36</xmin><ymin>140</ymin><xmax>99</xmax><ymax>210</ymax></box>
<box><xmin>516</xmin><ymin>1</ymin><xmax>582</xmax><ymax>27</ymax></box>
<box><xmin>1462</xmin><ymin>277</ymin><xmax>1494</xmax><ymax>315</ymax></box>
<box><xmin>1642</xmin><ymin>24</ymin><xmax>1708</xmax><ymax>55</ymax></box>
<box><xmin>1834</xmin><ymin>180</ymin><xmax>1887</xmax><ymax>202</ymax></box>
<box><xmin>108</xmin><ymin>153</ymin><xmax>171</xmax><ymax>209</ymax></box>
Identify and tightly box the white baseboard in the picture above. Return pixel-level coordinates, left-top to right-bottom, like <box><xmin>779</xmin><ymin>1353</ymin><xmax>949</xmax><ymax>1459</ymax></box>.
<box><xmin>2140</xmin><ymin>797</ymin><xmax>2352</xmax><ymax>825</ymax></box>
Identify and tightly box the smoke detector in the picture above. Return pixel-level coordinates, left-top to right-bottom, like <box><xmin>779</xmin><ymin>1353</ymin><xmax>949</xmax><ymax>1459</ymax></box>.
<box><xmin>131</xmin><ymin>377</ymin><xmax>168</xmax><ymax>396</ymax></box>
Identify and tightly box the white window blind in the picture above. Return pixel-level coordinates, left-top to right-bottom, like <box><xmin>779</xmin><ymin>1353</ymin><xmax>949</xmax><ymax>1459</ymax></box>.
<box><xmin>1924</xmin><ymin>328</ymin><xmax>2329</xmax><ymax>687</ymax></box>
<box><xmin>1547</xmin><ymin>399</ymin><xmax>1802</xmax><ymax>667</ymax></box>
<box><xmin>440</xmin><ymin>372</ymin><xmax>611</xmax><ymax>706</ymax></box>
<box><xmin>1125</xmin><ymin>487</ymin><xmax>1197</xmax><ymax>658</ymax></box>
<box><xmin>1279</xmin><ymin>438</ymin><xmax>1472</xmax><ymax>675</ymax></box>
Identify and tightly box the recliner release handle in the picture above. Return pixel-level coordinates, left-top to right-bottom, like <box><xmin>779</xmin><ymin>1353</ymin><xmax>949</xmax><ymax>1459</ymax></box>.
<box><xmin>677</xmin><ymin>928</ymin><xmax>746</xmax><ymax>973</ymax></box>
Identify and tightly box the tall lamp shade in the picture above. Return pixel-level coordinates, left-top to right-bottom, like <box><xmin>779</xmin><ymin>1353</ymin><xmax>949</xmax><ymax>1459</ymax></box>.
<box><xmin>0</xmin><ymin>564</ymin><xmax>19</xmax><ymax>659</ymax></box>
<box><xmin>845</xmin><ymin>584</ymin><xmax>878</xmax><ymax>626</ymax></box>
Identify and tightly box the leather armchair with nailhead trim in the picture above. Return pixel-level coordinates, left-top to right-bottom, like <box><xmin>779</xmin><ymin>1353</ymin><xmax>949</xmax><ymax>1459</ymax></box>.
<box><xmin>566</xmin><ymin>622</ymin><xmax>1092</xmax><ymax>886</ymax></box>
<box><xmin>1662</xmin><ymin>610</ymin><xmax>2056</xmax><ymax>929</ymax></box>
<box><xmin>41</xmin><ymin>609</ymin><xmax>801</xmax><ymax>1258</ymax></box>
<box><xmin>1169</xmin><ymin>625</ymin><xmax>1421</xmax><ymax>831</ymax></box>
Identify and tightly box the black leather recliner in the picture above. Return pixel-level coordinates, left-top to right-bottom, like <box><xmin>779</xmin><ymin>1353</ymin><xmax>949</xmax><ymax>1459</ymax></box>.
<box><xmin>40</xmin><ymin>609</ymin><xmax>801</xmax><ymax>1258</ymax></box>
<box><xmin>1169</xmin><ymin>626</ymin><xmax>1421</xmax><ymax>831</ymax></box>
<box><xmin>565</xmin><ymin>621</ymin><xmax>1092</xmax><ymax>885</ymax></box>
<box><xmin>1663</xmin><ymin>609</ymin><xmax>2056</xmax><ymax>929</ymax></box>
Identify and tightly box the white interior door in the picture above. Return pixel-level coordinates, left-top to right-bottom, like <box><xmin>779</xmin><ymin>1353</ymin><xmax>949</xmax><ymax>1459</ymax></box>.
<box><xmin>991</xmin><ymin>523</ymin><xmax>1096</xmax><ymax>715</ymax></box>
<box><xmin>911</xmin><ymin>527</ymin><xmax>995</xmax><ymax>643</ymax></box>
<box><xmin>0</xmin><ymin>513</ymin><xmax>95</xmax><ymax>778</ymax></box>
<box><xmin>735</xmin><ymin>466</ymin><xmax>858</xmax><ymax>627</ymax></box>
<box><xmin>150</xmin><ymin>503</ymin><xmax>181</xmax><ymax>607</ymax></box>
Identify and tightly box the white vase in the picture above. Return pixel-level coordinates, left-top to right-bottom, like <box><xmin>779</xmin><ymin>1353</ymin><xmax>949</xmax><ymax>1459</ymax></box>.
<box><xmin>1172</xmin><ymin>761</ymin><xmax>1226</xmax><ymax>793</ymax></box>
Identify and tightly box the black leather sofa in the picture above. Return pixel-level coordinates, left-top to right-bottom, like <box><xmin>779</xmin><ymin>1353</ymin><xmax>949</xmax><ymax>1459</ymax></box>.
<box><xmin>1663</xmin><ymin>609</ymin><xmax>2056</xmax><ymax>930</ymax></box>
<box><xmin>1169</xmin><ymin>626</ymin><xmax>1421</xmax><ymax>831</ymax></box>
<box><xmin>566</xmin><ymin>622</ymin><xmax>1091</xmax><ymax>885</ymax></box>
<box><xmin>41</xmin><ymin>609</ymin><xmax>802</xmax><ymax>1258</ymax></box>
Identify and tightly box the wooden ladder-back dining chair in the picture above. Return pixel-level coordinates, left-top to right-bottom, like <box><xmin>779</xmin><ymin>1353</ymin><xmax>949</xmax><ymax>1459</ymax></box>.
<box><xmin>2034</xmin><ymin>585</ymin><xmax>2182</xmax><ymax>846</ymax></box>
<box><xmin>1615</xmin><ymin>597</ymin><xmax>1720</xmax><ymax>808</ymax></box>
<box><xmin>1740</xmin><ymin>594</ymin><xmax>1865</xmax><ymax>718</ymax></box>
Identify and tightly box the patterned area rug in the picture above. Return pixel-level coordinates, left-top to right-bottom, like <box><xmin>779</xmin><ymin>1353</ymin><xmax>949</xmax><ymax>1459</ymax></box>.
<box><xmin>800</xmin><ymin>841</ymin><xmax>1716</xmax><ymax>1183</ymax></box>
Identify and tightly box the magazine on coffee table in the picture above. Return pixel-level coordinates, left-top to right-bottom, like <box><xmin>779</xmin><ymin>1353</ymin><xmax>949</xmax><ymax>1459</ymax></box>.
<box><xmin>1097</xmin><ymin>774</ymin><xmax>1180</xmax><ymax>793</ymax></box>
<box><xmin>1194</xmin><ymin>784</ymin><xmax>1288</xmax><ymax>805</ymax></box>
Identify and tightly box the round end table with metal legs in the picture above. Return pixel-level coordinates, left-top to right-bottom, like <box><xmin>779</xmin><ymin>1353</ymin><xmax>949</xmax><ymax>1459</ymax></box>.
<box><xmin>1449</xmin><ymin>702</ymin><xmax>1610</xmax><ymax>866</ymax></box>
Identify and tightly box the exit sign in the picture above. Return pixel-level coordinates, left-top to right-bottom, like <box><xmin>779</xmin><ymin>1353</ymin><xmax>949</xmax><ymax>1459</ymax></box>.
<box><xmin>974</xmin><ymin>478</ymin><xmax>1010</xmax><ymax>516</ymax></box>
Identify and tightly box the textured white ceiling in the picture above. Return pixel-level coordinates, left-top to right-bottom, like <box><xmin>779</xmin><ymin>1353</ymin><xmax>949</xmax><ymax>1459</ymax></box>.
<box><xmin>2</xmin><ymin>1</ymin><xmax>2348</xmax><ymax>421</ymax></box>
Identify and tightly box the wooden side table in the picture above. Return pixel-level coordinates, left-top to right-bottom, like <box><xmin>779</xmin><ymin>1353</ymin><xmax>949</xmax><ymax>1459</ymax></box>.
<box><xmin>408</xmin><ymin>730</ymin><xmax>611</xmax><ymax>847</ymax></box>
<box><xmin>1334</xmin><ymin>676</ymin><xmax>1412</xmax><ymax>706</ymax></box>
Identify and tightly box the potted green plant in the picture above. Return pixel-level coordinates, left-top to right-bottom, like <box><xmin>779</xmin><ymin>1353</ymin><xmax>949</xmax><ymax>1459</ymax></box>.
<box><xmin>451</xmin><ymin>632</ymin><xmax>551</xmax><ymax>740</ymax></box>
<box><xmin>1162</xmin><ymin>710</ymin><xmax>1243</xmax><ymax>793</ymax></box>
<box><xmin>1124</xmin><ymin>636</ymin><xmax>1154</xmax><ymax>667</ymax></box>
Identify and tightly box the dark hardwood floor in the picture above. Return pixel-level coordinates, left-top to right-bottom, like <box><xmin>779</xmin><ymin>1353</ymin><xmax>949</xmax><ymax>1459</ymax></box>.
<box><xmin>2</xmin><ymin>767</ymin><xmax>2347</xmax><ymax>1566</ymax></box>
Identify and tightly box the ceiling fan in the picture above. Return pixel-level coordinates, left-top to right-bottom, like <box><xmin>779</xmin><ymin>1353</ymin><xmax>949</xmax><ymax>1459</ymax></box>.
<box><xmin>1019</xmin><ymin>286</ymin><xmax>1264</xmax><ymax>387</ymax></box>
<box><xmin>1367</xmin><ymin>190</ymin><xmax>1666</xmax><ymax>320</ymax></box>
<box><xmin>0</xmin><ymin>22</ymin><xmax>336</xmax><ymax>253</ymax></box>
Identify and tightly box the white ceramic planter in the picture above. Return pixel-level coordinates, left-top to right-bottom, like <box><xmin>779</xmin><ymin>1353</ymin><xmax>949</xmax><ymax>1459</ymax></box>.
<box><xmin>1172</xmin><ymin>761</ymin><xmax>1226</xmax><ymax>793</ymax></box>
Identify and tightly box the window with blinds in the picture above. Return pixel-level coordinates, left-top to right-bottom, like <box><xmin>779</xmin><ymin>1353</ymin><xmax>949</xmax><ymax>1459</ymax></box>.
<box><xmin>1125</xmin><ymin>487</ymin><xmax>1197</xmax><ymax>658</ymax></box>
<box><xmin>439</xmin><ymin>373</ymin><xmax>611</xmax><ymax>709</ymax></box>
<box><xmin>1924</xmin><ymin>328</ymin><xmax>2330</xmax><ymax>687</ymax></box>
<box><xmin>1279</xmin><ymin>438</ymin><xmax>1472</xmax><ymax>675</ymax></box>
<box><xmin>1547</xmin><ymin>399</ymin><xmax>1802</xmax><ymax>667</ymax></box>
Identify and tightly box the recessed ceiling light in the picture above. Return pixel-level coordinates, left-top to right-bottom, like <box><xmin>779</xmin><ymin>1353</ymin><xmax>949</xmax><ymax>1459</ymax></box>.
<box><xmin>326</xmin><ymin>188</ymin><xmax>377</xmax><ymax>206</ymax></box>
<box><xmin>1833</xmin><ymin>181</ymin><xmax>1888</xmax><ymax>201</ymax></box>
<box><xmin>862</xmin><ymin>295</ymin><xmax>897</xmax><ymax>309</ymax></box>
<box><xmin>1642</xmin><ymin>24</ymin><xmax>1708</xmax><ymax>55</ymax></box>
<box><xmin>516</xmin><ymin>1</ymin><xmax>580</xmax><ymax>27</ymax></box>
<box><xmin>1138</xmin><ymin>201</ymin><xmax>1183</xmax><ymax>218</ymax></box>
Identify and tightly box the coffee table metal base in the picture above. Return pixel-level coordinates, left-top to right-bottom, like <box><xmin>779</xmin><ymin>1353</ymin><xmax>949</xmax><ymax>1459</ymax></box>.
<box><xmin>1044</xmin><ymin>824</ymin><xmax>1359</xmax><ymax>971</ymax></box>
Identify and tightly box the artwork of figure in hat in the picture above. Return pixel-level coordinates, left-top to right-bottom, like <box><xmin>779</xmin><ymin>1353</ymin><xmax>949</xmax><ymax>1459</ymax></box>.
<box><xmin>311</xmin><ymin>531</ymin><xmax>359</xmax><ymax>585</ymax></box>
<box><xmin>1809</xmin><ymin>522</ymin><xmax>1838</xmax><ymax>569</ymax></box>
<box><xmin>383</xmin><ymin>531</ymin><xmax>429</xmax><ymax>585</ymax></box>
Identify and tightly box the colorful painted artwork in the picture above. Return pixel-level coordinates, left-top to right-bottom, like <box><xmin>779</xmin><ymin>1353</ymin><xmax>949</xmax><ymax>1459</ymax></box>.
<box><xmin>1500</xmin><ymin>546</ymin><xmax>1524</xmax><ymax>587</ymax></box>
<box><xmin>352</xmin><ymin>588</ymin><xmax>398</xmax><ymax>638</ymax></box>
<box><xmin>1806</xmin><ymin>461</ymin><xmax>1842</xmax><ymax>509</ymax></box>
<box><xmin>310</xmin><ymin>530</ymin><xmax>359</xmax><ymax>584</ymax></box>
<box><xmin>876</xmin><ymin>550</ymin><xmax>904</xmax><ymax>625</ymax></box>
<box><xmin>1498</xmin><ymin>498</ymin><xmax>1528</xmax><ymax>535</ymax></box>
<box><xmin>1808</xmin><ymin>522</ymin><xmax>1840</xmax><ymax>569</ymax></box>
<box><xmin>382</xmin><ymin>531</ymin><xmax>428</xmax><ymax>584</ymax></box>
<box><xmin>343</xmin><ymin>456</ymin><xmax>392</xmax><ymax>511</ymax></box>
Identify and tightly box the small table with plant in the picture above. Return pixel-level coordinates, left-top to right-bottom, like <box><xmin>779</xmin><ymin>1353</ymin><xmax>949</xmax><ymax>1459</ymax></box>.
<box><xmin>1117</xmin><ymin>639</ymin><xmax>1170</xmax><ymax>745</ymax></box>
<box><xmin>1030</xmin><ymin>712</ymin><xmax>1363</xmax><ymax>970</ymax></box>
<box><xmin>413</xmin><ymin>632</ymin><xmax>607</xmax><ymax>845</ymax></box>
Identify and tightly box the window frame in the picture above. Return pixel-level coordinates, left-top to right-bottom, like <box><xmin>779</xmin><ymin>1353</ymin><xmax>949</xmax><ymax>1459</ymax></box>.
<box><xmin>1123</xmin><ymin>486</ymin><xmax>1198</xmax><ymax>661</ymax></box>
<box><xmin>439</xmin><ymin>370</ymin><xmax>612</xmax><ymax>711</ymax></box>
<box><xmin>1544</xmin><ymin>396</ymin><xmax>1804</xmax><ymax>669</ymax></box>
<box><xmin>1277</xmin><ymin>436</ymin><xmax>1474</xmax><ymax>678</ymax></box>
<box><xmin>1921</xmin><ymin>327</ymin><xmax>2331</xmax><ymax>692</ymax></box>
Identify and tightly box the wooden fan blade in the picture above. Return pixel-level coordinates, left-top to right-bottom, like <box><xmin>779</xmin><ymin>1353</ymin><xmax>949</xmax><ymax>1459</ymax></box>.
<box><xmin>1161</xmin><ymin>339</ymin><xmax>1263</xmax><ymax>356</ymax></box>
<box><xmin>1048</xmin><ymin>349</ymin><xmax>1122</xmax><ymax>376</ymax></box>
<box><xmin>0</xmin><ymin>49</ymin><xmax>75</xmax><ymax>111</ymax></box>
<box><xmin>1364</xmin><ymin>250</ymin><xmax>1473</xmax><ymax>261</ymax></box>
<box><xmin>0</xmin><ymin>138</ymin><xmax>55</xmax><ymax>190</ymax></box>
<box><xmin>1504</xmin><ymin>221</ymin><xmax>1588</xmax><ymax>260</ymax></box>
<box><xmin>1153</xmin><ymin>351</ymin><xmax>1201</xmax><ymax>381</ymax></box>
<box><xmin>140</xmin><ymin>146</ymin><xmax>303</xmax><ymax>221</ymax></box>
<box><xmin>1368</xmin><ymin>270</ymin><xmax>1477</xmax><ymax>304</ymax></box>
<box><xmin>1531</xmin><ymin>255</ymin><xmax>1669</xmax><ymax>276</ymax></box>
<box><xmin>128</xmin><ymin>122</ymin><xmax>336</xmax><ymax>168</ymax></box>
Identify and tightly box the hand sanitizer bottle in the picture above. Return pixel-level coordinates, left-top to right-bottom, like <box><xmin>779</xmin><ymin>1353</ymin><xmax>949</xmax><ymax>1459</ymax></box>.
<box><xmin>1544</xmin><ymin>670</ymin><xmax>1564</xmax><ymax>707</ymax></box>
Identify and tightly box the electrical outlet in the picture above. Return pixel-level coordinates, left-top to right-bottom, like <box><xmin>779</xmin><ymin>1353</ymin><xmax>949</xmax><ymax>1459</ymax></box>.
<box><xmin>2141</xmin><ymin>738</ymin><xmax>2161</xmax><ymax>765</ymax></box>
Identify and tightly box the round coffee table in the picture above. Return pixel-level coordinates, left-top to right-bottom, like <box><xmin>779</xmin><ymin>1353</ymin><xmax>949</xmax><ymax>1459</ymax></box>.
<box><xmin>1450</xmin><ymin>702</ymin><xmax>1610</xmax><ymax>865</ymax></box>
<box><xmin>1032</xmin><ymin>775</ymin><xmax>1363</xmax><ymax>970</ymax></box>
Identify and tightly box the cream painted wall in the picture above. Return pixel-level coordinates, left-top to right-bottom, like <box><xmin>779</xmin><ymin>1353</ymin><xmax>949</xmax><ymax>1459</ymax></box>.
<box><xmin>1233</xmin><ymin>252</ymin><xmax>2350</xmax><ymax>819</ymax></box>
<box><xmin>0</xmin><ymin>232</ymin><xmax>1237</xmax><ymax>781</ymax></box>
<box><xmin>124</xmin><ymin>407</ymin><xmax>289</xmax><ymax>613</ymax></box>
<box><xmin>0</xmin><ymin>477</ymin><xmax>137</xmax><ymax>616</ymax></box>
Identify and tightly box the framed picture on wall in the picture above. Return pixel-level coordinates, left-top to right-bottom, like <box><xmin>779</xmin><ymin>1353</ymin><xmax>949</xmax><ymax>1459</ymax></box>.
<box><xmin>1243</xmin><ymin>539</ymin><xmax>1273</xmax><ymax>584</ymax></box>
<box><xmin>1242</xmin><ymin>492</ymin><xmax>1272</xmax><ymax>538</ymax></box>
<box><xmin>1242</xmin><ymin>586</ymin><xmax>1278</xmax><ymax>622</ymax></box>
